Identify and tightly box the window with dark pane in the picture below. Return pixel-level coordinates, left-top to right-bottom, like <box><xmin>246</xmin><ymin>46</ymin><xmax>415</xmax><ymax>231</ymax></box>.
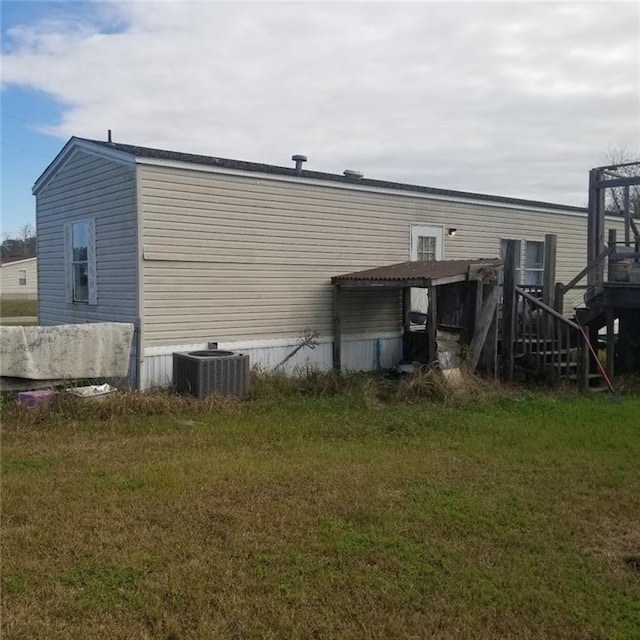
<box><xmin>417</xmin><ymin>236</ymin><xmax>436</xmax><ymax>261</ymax></box>
<box><xmin>72</xmin><ymin>221</ymin><xmax>89</xmax><ymax>302</ymax></box>
<box><xmin>499</xmin><ymin>239</ymin><xmax>544</xmax><ymax>286</ymax></box>
<box><xmin>524</xmin><ymin>241</ymin><xmax>544</xmax><ymax>286</ymax></box>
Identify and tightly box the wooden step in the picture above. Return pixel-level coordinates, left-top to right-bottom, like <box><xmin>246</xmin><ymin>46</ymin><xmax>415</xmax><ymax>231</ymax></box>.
<box><xmin>550</xmin><ymin>361</ymin><xmax>578</xmax><ymax>370</ymax></box>
<box><xmin>567</xmin><ymin>373</ymin><xmax>603</xmax><ymax>382</ymax></box>
<box><xmin>515</xmin><ymin>351</ymin><xmax>575</xmax><ymax>361</ymax></box>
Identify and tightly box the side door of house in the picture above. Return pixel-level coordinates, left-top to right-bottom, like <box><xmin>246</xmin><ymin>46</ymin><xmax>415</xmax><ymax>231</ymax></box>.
<box><xmin>410</xmin><ymin>225</ymin><xmax>444</xmax><ymax>313</ymax></box>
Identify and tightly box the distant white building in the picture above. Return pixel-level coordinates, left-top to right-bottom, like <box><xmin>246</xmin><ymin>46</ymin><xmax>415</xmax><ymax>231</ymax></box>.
<box><xmin>0</xmin><ymin>257</ymin><xmax>37</xmax><ymax>300</ymax></box>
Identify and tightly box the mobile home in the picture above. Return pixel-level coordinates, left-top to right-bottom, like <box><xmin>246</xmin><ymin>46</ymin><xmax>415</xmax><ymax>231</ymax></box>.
<box><xmin>0</xmin><ymin>257</ymin><xmax>37</xmax><ymax>301</ymax></box>
<box><xmin>34</xmin><ymin>137</ymin><xmax>613</xmax><ymax>388</ymax></box>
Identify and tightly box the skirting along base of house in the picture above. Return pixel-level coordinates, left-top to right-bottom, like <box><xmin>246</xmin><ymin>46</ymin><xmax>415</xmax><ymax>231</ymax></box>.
<box><xmin>140</xmin><ymin>332</ymin><xmax>403</xmax><ymax>390</ymax></box>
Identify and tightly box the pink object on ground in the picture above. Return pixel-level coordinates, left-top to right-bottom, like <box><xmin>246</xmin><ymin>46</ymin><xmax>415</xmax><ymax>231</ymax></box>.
<box><xmin>17</xmin><ymin>390</ymin><xmax>58</xmax><ymax>407</ymax></box>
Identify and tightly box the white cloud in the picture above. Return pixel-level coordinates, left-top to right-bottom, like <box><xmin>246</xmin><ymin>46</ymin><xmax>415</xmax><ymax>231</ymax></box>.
<box><xmin>2</xmin><ymin>0</ymin><xmax>639</xmax><ymax>205</ymax></box>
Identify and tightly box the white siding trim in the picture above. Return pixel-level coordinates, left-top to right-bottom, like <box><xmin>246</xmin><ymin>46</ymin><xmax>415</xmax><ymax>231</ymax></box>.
<box><xmin>143</xmin><ymin>331</ymin><xmax>402</xmax><ymax>357</ymax></box>
<box><xmin>73</xmin><ymin>140</ymin><xmax>136</xmax><ymax>167</ymax></box>
<box><xmin>141</xmin><ymin>333</ymin><xmax>404</xmax><ymax>389</ymax></box>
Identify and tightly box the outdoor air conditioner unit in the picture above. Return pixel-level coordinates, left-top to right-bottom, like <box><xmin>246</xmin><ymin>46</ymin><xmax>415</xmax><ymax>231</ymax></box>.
<box><xmin>173</xmin><ymin>350</ymin><xmax>250</xmax><ymax>399</ymax></box>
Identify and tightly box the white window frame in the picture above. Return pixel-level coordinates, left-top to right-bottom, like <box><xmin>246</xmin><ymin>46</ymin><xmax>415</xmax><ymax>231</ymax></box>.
<box><xmin>410</xmin><ymin>225</ymin><xmax>444</xmax><ymax>261</ymax></box>
<box><xmin>524</xmin><ymin>240</ymin><xmax>544</xmax><ymax>286</ymax></box>
<box><xmin>18</xmin><ymin>269</ymin><xmax>27</xmax><ymax>286</ymax></box>
<box><xmin>500</xmin><ymin>238</ymin><xmax>544</xmax><ymax>286</ymax></box>
<box><xmin>64</xmin><ymin>218</ymin><xmax>97</xmax><ymax>305</ymax></box>
<box><xmin>410</xmin><ymin>225</ymin><xmax>444</xmax><ymax>314</ymax></box>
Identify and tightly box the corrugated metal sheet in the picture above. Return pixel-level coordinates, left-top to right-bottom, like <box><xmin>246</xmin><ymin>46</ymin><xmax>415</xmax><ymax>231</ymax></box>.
<box><xmin>332</xmin><ymin>258</ymin><xmax>502</xmax><ymax>283</ymax></box>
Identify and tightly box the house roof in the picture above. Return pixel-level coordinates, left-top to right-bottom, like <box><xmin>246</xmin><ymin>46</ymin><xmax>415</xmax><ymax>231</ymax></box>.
<box><xmin>33</xmin><ymin>136</ymin><xmax>587</xmax><ymax>215</ymax></box>
<box><xmin>332</xmin><ymin>258</ymin><xmax>503</xmax><ymax>288</ymax></box>
<box><xmin>0</xmin><ymin>256</ymin><xmax>37</xmax><ymax>266</ymax></box>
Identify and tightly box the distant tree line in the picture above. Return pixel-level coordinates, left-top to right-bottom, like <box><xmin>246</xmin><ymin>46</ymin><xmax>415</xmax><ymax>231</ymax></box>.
<box><xmin>1</xmin><ymin>223</ymin><xmax>36</xmax><ymax>260</ymax></box>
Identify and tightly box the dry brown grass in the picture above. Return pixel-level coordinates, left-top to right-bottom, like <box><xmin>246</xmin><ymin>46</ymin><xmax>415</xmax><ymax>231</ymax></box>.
<box><xmin>250</xmin><ymin>366</ymin><xmax>508</xmax><ymax>407</ymax></box>
<box><xmin>2</xmin><ymin>389</ymin><xmax>237</xmax><ymax>430</ymax></box>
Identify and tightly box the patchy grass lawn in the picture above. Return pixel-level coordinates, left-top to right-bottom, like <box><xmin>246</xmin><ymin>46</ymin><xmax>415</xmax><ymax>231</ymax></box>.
<box><xmin>2</xmin><ymin>388</ymin><xmax>639</xmax><ymax>639</ymax></box>
<box><xmin>0</xmin><ymin>298</ymin><xmax>37</xmax><ymax>318</ymax></box>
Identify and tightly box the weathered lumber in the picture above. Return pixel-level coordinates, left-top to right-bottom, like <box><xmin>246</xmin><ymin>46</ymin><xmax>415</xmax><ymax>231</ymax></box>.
<box><xmin>469</xmin><ymin>283</ymin><xmax>500</xmax><ymax>371</ymax></box>
<box><xmin>501</xmin><ymin>240</ymin><xmax>518</xmax><ymax>381</ymax></box>
<box><xmin>428</xmin><ymin>285</ymin><xmax>437</xmax><ymax>364</ymax></box>
<box><xmin>333</xmin><ymin>285</ymin><xmax>342</xmax><ymax>370</ymax></box>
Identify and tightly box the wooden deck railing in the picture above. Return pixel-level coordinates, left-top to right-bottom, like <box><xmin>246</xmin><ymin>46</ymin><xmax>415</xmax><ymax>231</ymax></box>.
<box><xmin>512</xmin><ymin>286</ymin><xmax>586</xmax><ymax>387</ymax></box>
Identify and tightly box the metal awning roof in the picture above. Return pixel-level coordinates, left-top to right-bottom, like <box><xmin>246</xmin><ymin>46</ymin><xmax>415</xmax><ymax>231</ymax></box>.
<box><xmin>331</xmin><ymin>258</ymin><xmax>503</xmax><ymax>288</ymax></box>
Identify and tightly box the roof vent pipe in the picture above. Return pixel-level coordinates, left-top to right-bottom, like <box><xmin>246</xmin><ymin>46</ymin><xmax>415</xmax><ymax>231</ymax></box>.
<box><xmin>343</xmin><ymin>169</ymin><xmax>363</xmax><ymax>180</ymax></box>
<box><xmin>291</xmin><ymin>154</ymin><xmax>307</xmax><ymax>175</ymax></box>
<box><xmin>107</xmin><ymin>129</ymin><xmax>112</xmax><ymax>143</ymax></box>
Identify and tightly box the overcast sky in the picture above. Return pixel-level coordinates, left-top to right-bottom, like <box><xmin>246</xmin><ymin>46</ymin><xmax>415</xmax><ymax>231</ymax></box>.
<box><xmin>1</xmin><ymin>1</ymin><xmax>639</xmax><ymax>235</ymax></box>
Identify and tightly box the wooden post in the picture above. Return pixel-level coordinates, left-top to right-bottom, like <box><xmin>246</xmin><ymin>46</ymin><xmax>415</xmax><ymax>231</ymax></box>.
<box><xmin>542</xmin><ymin>234</ymin><xmax>557</xmax><ymax>310</ymax></box>
<box><xmin>469</xmin><ymin>281</ymin><xmax>500</xmax><ymax>371</ymax></box>
<box><xmin>501</xmin><ymin>240</ymin><xmax>518</xmax><ymax>381</ymax></box>
<box><xmin>624</xmin><ymin>185</ymin><xmax>631</xmax><ymax>246</ymax></box>
<box><xmin>587</xmin><ymin>169</ymin><xmax>597</xmax><ymax>288</ymax></box>
<box><xmin>474</xmin><ymin>280</ymin><xmax>483</xmax><ymax>332</ymax></box>
<box><xmin>554</xmin><ymin>282</ymin><xmax>565</xmax><ymax>315</ymax></box>
<box><xmin>587</xmin><ymin>169</ymin><xmax>606</xmax><ymax>288</ymax></box>
<box><xmin>608</xmin><ymin>228</ymin><xmax>617</xmax><ymax>284</ymax></box>
<box><xmin>402</xmin><ymin>287</ymin><xmax>411</xmax><ymax>334</ymax></box>
<box><xmin>401</xmin><ymin>287</ymin><xmax>411</xmax><ymax>363</ymax></box>
<box><xmin>333</xmin><ymin>284</ymin><xmax>342</xmax><ymax>371</ymax></box>
<box><xmin>480</xmin><ymin>296</ymin><xmax>499</xmax><ymax>378</ymax></box>
<box><xmin>596</xmin><ymin>171</ymin><xmax>606</xmax><ymax>285</ymax></box>
<box><xmin>543</xmin><ymin>234</ymin><xmax>557</xmax><ymax>337</ymax></box>
<box><xmin>427</xmin><ymin>284</ymin><xmax>437</xmax><ymax>364</ymax></box>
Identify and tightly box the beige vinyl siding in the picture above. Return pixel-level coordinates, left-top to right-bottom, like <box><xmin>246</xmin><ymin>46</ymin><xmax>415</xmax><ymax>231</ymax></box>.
<box><xmin>36</xmin><ymin>149</ymin><xmax>138</xmax><ymax>326</ymax></box>
<box><xmin>0</xmin><ymin>258</ymin><xmax>37</xmax><ymax>299</ymax></box>
<box><xmin>139</xmin><ymin>164</ymin><xmax>610</xmax><ymax>347</ymax></box>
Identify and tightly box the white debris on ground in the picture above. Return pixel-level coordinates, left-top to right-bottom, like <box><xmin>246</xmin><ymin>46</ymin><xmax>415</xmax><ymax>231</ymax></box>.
<box><xmin>66</xmin><ymin>383</ymin><xmax>117</xmax><ymax>398</ymax></box>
